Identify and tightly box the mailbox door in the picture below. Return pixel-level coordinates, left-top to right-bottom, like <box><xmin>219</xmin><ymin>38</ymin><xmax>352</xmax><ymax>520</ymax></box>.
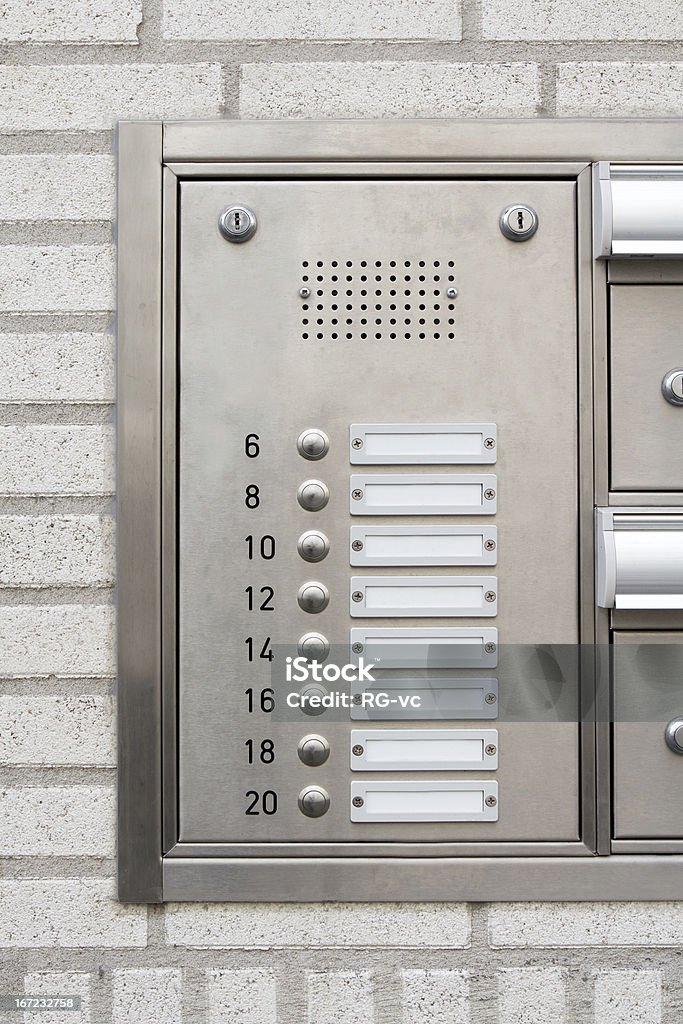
<box><xmin>613</xmin><ymin>631</ymin><xmax>683</xmax><ymax>840</ymax></box>
<box><xmin>611</xmin><ymin>285</ymin><xmax>683</xmax><ymax>491</ymax></box>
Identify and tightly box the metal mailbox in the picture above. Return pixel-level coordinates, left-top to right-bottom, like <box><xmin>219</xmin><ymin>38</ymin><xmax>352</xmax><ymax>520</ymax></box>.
<box><xmin>118</xmin><ymin>119</ymin><xmax>683</xmax><ymax>903</ymax></box>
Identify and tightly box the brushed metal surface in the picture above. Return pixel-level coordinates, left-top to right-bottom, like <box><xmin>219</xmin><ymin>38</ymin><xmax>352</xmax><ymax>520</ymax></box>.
<box><xmin>166</xmin><ymin>840</ymin><xmax>589</xmax><ymax>858</ymax></box>
<box><xmin>177</xmin><ymin>177</ymin><xmax>580</xmax><ymax>844</ymax></box>
<box><xmin>116</xmin><ymin>121</ymin><xmax>164</xmax><ymax>902</ymax></box>
<box><xmin>611</xmin><ymin>285</ymin><xmax>683</xmax><ymax>490</ymax></box>
<box><xmin>162</xmin><ymin>119</ymin><xmax>683</xmax><ymax>163</ymax></box>
<box><xmin>163</xmin><ymin>854</ymin><xmax>683</xmax><ymax>902</ymax></box>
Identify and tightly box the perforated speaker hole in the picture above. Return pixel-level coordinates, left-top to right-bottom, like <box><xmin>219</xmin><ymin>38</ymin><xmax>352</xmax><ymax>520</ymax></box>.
<box><xmin>300</xmin><ymin>259</ymin><xmax>456</xmax><ymax>342</ymax></box>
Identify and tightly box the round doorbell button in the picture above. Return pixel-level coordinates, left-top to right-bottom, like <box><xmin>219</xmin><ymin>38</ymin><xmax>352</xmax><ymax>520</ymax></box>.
<box><xmin>297</xmin><ymin>582</ymin><xmax>330</xmax><ymax>614</ymax></box>
<box><xmin>297</xmin><ymin>531</ymin><xmax>330</xmax><ymax>562</ymax></box>
<box><xmin>297</xmin><ymin>480</ymin><xmax>329</xmax><ymax>511</ymax></box>
<box><xmin>298</xmin><ymin>786</ymin><xmax>330</xmax><ymax>817</ymax></box>
<box><xmin>297</xmin><ymin>734</ymin><xmax>330</xmax><ymax>767</ymax></box>
<box><xmin>298</xmin><ymin>632</ymin><xmax>330</xmax><ymax>660</ymax></box>
<box><xmin>662</xmin><ymin>368</ymin><xmax>683</xmax><ymax>406</ymax></box>
<box><xmin>297</xmin><ymin>429</ymin><xmax>329</xmax><ymax>460</ymax></box>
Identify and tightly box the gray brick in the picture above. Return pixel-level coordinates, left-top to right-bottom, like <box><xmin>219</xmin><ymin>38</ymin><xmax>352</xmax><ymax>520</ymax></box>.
<box><xmin>0</xmin><ymin>0</ymin><xmax>140</xmax><ymax>42</ymax></box>
<box><xmin>0</xmin><ymin>158</ymin><xmax>114</xmax><ymax>221</ymax></box>
<box><xmin>112</xmin><ymin>969</ymin><xmax>182</xmax><ymax>1024</ymax></box>
<box><xmin>164</xmin><ymin>0</ymin><xmax>460</xmax><ymax>40</ymax></box>
<box><xmin>166</xmin><ymin>903</ymin><xmax>471</xmax><ymax>948</ymax></box>
<box><xmin>499</xmin><ymin>967</ymin><xmax>566</xmax><ymax>1024</ymax></box>
<box><xmin>594</xmin><ymin>970</ymin><xmax>662</xmax><ymax>1024</ymax></box>
<box><xmin>206</xmin><ymin>970</ymin><xmax>276</xmax><ymax>1024</ymax></box>
<box><xmin>0</xmin><ymin>605</ymin><xmax>115</xmax><ymax>678</ymax></box>
<box><xmin>0</xmin><ymin>245</ymin><xmax>114</xmax><ymax>312</ymax></box>
<box><xmin>0</xmin><ymin>334</ymin><xmax>114</xmax><ymax>403</ymax></box>
<box><xmin>0</xmin><ymin>64</ymin><xmax>221</xmax><ymax>132</ymax></box>
<box><xmin>0</xmin><ymin>426</ymin><xmax>115</xmax><ymax>496</ymax></box>
<box><xmin>0</xmin><ymin>880</ymin><xmax>146</xmax><ymax>948</ymax></box>
<box><xmin>0</xmin><ymin>786</ymin><xmax>114</xmax><ymax>856</ymax></box>
<box><xmin>23</xmin><ymin>972</ymin><xmax>92</xmax><ymax>1024</ymax></box>
<box><xmin>483</xmin><ymin>0</ymin><xmax>683</xmax><ymax>40</ymax></box>
<box><xmin>307</xmin><ymin>971</ymin><xmax>374</xmax><ymax>1024</ymax></box>
<box><xmin>240</xmin><ymin>62</ymin><xmax>539</xmax><ymax>118</ymax></box>
<box><xmin>0</xmin><ymin>515</ymin><xmax>115</xmax><ymax>587</ymax></box>
<box><xmin>558</xmin><ymin>63</ymin><xmax>683</xmax><ymax>116</ymax></box>
<box><xmin>401</xmin><ymin>970</ymin><xmax>469</xmax><ymax>1024</ymax></box>
<box><xmin>0</xmin><ymin>694</ymin><xmax>115</xmax><ymax>767</ymax></box>
<box><xmin>490</xmin><ymin>902</ymin><xmax>683</xmax><ymax>947</ymax></box>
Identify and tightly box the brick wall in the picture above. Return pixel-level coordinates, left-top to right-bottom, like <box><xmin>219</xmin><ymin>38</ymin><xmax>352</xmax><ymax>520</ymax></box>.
<box><xmin>1</xmin><ymin>1</ymin><xmax>683</xmax><ymax>1021</ymax></box>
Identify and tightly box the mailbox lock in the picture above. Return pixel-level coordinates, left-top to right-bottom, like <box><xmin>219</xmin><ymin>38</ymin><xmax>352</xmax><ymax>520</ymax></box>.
<box><xmin>665</xmin><ymin>718</ymin><xmax>683</xmax><ymax>754</ymax></box>
<box><xmin>499</xmin><ymin>204</ymin><xmax>538</xmax><ymax>242</ymax></box>
<box><xmin>297</xmin><ymin>581</ymin><xmax>330</xmax><ymax>613</ymax></box>
<box><xmin>218</xmin><ymin>205</ymin><xmax>257</xmax><ymax>243</ymax></box>
<box><xmin>298</xmin><ymin>786</ymin><xmax>330</xmax><ymax>818</ymax></box>
<box><xmin>297</xmin><ymin>480</ymin><xmax>330</xmax><ymax>511</ymax></box>
<box><xmin>298</xmin><ymin>632</ymin><xmax>329</xmax><ymax>660</ymax></box>
<box><xmin>297</xmin><ymin>734</ymin><xmax>330</xmax><ymax>767</ymax></box>
<box><xmin>297</xmin><ymin>429</ymin><xmax>329</xmax><ymax>460</ymax></box>
<box><xmin>298</xmin><ymin>530</ymin><xmax>330</xmax><ymax>563</ymax></box>
<box><xmin>662</xmin><ymin>368</ymin><xmax>683</xmax><ymax>406</ymax></box>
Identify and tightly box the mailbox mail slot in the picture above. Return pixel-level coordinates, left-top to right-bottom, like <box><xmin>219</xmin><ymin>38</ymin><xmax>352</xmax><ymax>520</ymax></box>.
<box><xmin>597</xmin><ymin>509</ymin><xmax>683</xmax><ymax>609</ymax></box>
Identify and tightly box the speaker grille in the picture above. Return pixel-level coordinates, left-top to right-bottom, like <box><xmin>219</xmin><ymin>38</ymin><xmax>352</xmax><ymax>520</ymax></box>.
<box><xmin>300</xmin><ymin>259</ymin><xmax>456</xmax><ymax>342</ymax></box>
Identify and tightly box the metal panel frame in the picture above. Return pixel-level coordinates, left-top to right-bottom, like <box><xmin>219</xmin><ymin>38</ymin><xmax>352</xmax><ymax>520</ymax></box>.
<box><xmin>117</xmin><ymin>122</ymin><xmax>164</xmax><ymax>901</ymax></box>
<box><xmin>118</xmin><ymin>118</ymin><xmax>683</xmax><ymax>903</ymax></box>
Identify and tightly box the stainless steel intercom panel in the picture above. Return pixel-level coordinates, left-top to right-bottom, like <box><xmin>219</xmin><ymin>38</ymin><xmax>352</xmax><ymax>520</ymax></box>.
<box><xmin>177</xmin><ymin>178</ymin><xmax>579</xmax><ymax>845</ymax></box>
<box><xmin>118</xmin><ymin>120</ymin><xmax>683</xmax><ymax>903</ymax></box>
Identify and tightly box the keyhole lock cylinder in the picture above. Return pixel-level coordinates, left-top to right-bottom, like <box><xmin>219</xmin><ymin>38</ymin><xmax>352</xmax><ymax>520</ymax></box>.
<box><xmin>499</xmin><ymin>204</ymin><xmax>538</xmax><ymax>242</ymax></box>
<box><xmin>218</xmin><ymin>205</ymin><xmax>258</xmax><ymax>243</ymax></box>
